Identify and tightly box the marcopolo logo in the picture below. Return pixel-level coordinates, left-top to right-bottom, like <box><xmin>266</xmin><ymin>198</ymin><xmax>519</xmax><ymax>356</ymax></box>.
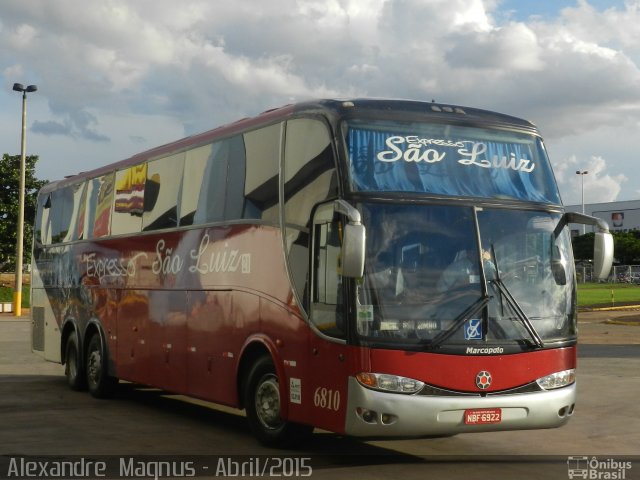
<box><xmin>567</xmin><ymin>456</ymin><xmax>632</xmax><ymax>479</ymax></box>
<box><xmin>465</xmin><ymin>346</ymin><xmax>504</xmax><ymax>355</ymax></box>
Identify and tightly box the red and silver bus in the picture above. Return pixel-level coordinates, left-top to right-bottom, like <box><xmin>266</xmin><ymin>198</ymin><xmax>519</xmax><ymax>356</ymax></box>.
<box><xmin>31</xmin><ymin>99</ymin><xmax>613</xmax><ymax>446</ymax></box>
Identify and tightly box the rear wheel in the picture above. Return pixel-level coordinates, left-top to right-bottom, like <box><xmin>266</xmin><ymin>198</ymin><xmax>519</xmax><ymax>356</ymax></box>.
<box><xmin>85</xmin><ymin>333</ymin><xmax>118</xmax><ymax>398</ymax></box>
<box><xmin>244</xmin><ymin>356</ymin><xmax>312</xmax><ymax>447</ymax></box>
<box><xmin>64</xmin><ymin>331</ymin><xmax>86</xmax><ymax>391</ymax></box>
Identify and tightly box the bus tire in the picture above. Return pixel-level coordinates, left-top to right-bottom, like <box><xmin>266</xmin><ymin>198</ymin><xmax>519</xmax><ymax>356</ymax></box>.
<box><xmin>64</xmin><ymin>331</ymin><xmax>86</xmax><ymax>391</ymax></box>
<box><xmin>85</xmin><ymin>333</ymin><xmax>118</xmax><ymax>398</ymax></box>
<box><xmin>244</xmin><ymin>356</ymin><xmax>312</xmax><ymax>447</ymax></box>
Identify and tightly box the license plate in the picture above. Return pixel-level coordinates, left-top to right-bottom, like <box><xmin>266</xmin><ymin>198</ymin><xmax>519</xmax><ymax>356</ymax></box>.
<box><xmin>464</xmin><ymin>408</ymin><xmax>502</xmax><ymax>425</ymax></box>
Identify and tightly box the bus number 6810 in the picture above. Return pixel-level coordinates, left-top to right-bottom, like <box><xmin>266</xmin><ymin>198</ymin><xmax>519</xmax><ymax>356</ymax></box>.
<box><xmin>313</xmin><ymin>387</ymin><xmax>340</xmax><ymax>411</ymax></box>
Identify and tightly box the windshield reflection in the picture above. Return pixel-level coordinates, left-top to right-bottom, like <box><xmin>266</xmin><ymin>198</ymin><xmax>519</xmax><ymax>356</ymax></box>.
<box><xmin>356</xmin><ymin>203</ymin><xmax>576</xmax><ymax>348</ymax></box>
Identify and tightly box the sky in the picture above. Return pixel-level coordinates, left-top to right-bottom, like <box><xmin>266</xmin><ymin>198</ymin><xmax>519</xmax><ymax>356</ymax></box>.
<box><xmin>1</xmin><ymin>0</ymin><xmax>639</xmax><ymax>207</ymax></box>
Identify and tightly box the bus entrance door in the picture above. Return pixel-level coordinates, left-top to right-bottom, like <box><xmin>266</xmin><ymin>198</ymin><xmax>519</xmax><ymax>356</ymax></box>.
<box><xmin>306</xmin><ymin>203</ymin><xmax>351</xmax><ymax>433</ymax></box>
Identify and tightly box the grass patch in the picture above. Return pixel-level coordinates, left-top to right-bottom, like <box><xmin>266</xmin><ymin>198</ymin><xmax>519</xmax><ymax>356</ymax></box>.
<box><xmin>577</xmin><ymin>283</ymin><xmax>640</xmax><ymax>308</ymax></box>
<box><xmin>0</xmin><ymin>286</ymin><xmax>30</xmax><ymax>308</ymax></box>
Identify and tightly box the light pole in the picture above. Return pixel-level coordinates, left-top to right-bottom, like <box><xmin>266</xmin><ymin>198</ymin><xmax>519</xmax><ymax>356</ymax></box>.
<box><xmin>12</xmin><ymin>83</ymin><xmax>37</xmax><ymax>317</ymax></box>
<box><xmin>576</xmin><ymin>170</ymin><xmax>588</xmax><ymax>235</ymax></box>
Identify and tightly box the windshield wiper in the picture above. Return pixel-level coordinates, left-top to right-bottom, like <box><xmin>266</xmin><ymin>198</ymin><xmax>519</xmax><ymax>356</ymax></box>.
<box><xmin>489</xmin><ymin>245</ymin><xmax>544</xmax><ymax>348</ymax></box>
<box><xmin>429</xmin><ymin>294</ymin><xmax>490</xmax><ymax>349</ymax></box>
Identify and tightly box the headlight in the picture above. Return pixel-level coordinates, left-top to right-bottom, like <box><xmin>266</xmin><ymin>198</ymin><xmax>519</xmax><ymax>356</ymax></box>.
<box><xmin>536</xmin><ymin>369</ymin><xmax>575</xmax><ymax>390</ymax></box>
<box><xmin>356</xmin><ymin>372</ymin><xmax>424</xmax><ymax>394</ymax></box>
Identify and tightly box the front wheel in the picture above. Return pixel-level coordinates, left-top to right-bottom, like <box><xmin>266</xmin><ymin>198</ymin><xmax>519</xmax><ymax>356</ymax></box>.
<box><xmin>85</xmin><ymin>333</ymin><xmax>118</xmax><ymax>398</ymax></box>
<box><xmin>244</xmin><ymin>356</ymin><xmax>312</xmax><ymax>447</ymax></box>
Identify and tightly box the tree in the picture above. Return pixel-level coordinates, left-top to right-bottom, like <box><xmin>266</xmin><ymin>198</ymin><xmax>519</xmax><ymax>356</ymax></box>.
<box><xmin>611</xmin><ymin>231</ymin><xmax>640</xmax><ymax>265</ymax></box>
<box><xmin>0</xmin><ymin>154</ymin><xmax>47</xmax><ymax>271</ymax></box>
<box><xmin>571</xmin><ymin>230</ymin><xmax>640</xmax><ymax>265</ymax></box>
<box><xmin>571</xmin><ymin>232</ymin><xmax>595</xmax><ymax>262</ymax></box>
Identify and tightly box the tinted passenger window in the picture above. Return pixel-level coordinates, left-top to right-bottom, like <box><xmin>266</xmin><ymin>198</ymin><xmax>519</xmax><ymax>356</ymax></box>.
<box><xmin>63</xmin><ymin>182</ymin><xmax>88</xmax><ymax>242</ymax></box>
<box><xmin>86</xmin><ymin>173</ymin><xmax>114</xmax><ymax>238</ymax></box>
<box><xmin>49</xmin><ymin>187</ymin><xmax>74</xmax><ymax>244</ymax></box>
<box><xmin>188</xmin><ymin>137</ymin><xmax>247</xmax><ymax>225</ymax></box>
<box><xmin>143</xmin><ymin>153</ymin><xmax>184</xmax><ymax>231</ymax></box>
<box><xmin>35</xmin><ymin>193</ymin><xmax>51</xmax><ymax>245</ymax></box>
<box><xmin>241</xmin><ymin>124</ymin><xmax>281</xmax><ymax>223</ymax></box>
<box><xmin>180</xmin><ymin>143</ymin><xmax>214</xmax><ymax>226</ymax></box>
<box><xmin>112</xmin><ymin>165</ymin><xmax>146</xmax><ymax>235</ymax></box>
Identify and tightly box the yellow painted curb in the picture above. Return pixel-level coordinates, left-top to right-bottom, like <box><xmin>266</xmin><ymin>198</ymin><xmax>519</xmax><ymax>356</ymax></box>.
<box><xmin>588</xmin><ymin>305</ymin><xmax>640</xmax><ymax>312</ymax></box>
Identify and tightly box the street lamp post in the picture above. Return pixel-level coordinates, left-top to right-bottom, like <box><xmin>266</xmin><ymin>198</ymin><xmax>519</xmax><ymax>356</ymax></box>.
<box><xmin>576</xmin><ymin>170</ymin><xmax>589</xmax><ymax>235</ymax></box>
<box><xmin>12</xmin><ymin>83</ymin><xmax>37</xmax><ymax>317</ymax></box>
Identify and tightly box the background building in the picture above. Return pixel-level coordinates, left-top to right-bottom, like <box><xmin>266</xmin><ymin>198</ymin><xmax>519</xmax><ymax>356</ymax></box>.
<box><xmin>565</xmin><ymin>200</ymin><xmax>640</xmax><ymax>236</ymax></box>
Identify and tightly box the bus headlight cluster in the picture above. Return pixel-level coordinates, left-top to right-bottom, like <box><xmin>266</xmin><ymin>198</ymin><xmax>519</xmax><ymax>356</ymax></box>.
<box><xmin>356</xmin><ymin>372</ymin><xmax>424</xmax><ymax>394</ymax></box>
<box><xmin>536</xmin><ymin>369</ymin><xmax>575</xmax><ymax>390</ymax></box>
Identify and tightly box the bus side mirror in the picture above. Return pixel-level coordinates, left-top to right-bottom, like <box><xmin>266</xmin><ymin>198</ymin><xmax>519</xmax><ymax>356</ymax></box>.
<box><xmin>334</xmin><ymin>200</ymin><xmax>366</xmax><ymax>278</ymax></box>
<box><xmin>342</xmin><ymin>223</ymin><xmax>366</xmax><ymax>278</ymax></box>
<box><xmin>593</xmin><ymin>232</ymin><xmax>614</xmax><ymax>280</ymax></box>
<box><xmin>555</xmin><ymin>212</ymin><xmax>614</xmax><ymax>280</ymax></box>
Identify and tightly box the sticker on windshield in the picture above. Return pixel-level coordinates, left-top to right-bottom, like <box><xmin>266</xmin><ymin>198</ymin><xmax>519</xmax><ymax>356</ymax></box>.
<box><xmin>464</xmin><ymin>319</ymin><xmax>483</xmax><ymax>340</ymax></box>
<box><xmin>357</xmin><ymin>304</ymin><xmax>374</xmax><ymax>335</ymax></box>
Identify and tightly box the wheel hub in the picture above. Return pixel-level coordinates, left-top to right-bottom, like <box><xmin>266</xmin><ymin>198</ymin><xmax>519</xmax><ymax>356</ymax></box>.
<box><xmin>87</xmin><ymin>350</ymin><xmax>101</xmax><ymax>385</ymax></box>
<box><xmin>255</xmin><ymin>375</ymin><xmax>281</xmax><ymax>430</ymax></box>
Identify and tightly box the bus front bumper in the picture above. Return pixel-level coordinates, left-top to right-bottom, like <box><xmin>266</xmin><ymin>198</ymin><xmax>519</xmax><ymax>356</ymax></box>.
<box><xmin>343</xmin><ymin>377</ymin><xmax>576</xmax><ymax>437</ymax></box>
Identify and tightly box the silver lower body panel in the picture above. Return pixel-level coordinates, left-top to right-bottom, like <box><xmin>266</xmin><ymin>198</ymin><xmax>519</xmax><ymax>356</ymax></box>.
<box><xmin>344</xmin><ymin>377</ymin><xmax>576</xmax><ymax>437</ymax></box>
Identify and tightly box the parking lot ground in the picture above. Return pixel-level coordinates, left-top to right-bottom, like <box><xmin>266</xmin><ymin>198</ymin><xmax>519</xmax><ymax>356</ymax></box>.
<box><xmin>1</xmin><ymin>312</ymin><xmax>639</xmax><ymax>479</ymax></box>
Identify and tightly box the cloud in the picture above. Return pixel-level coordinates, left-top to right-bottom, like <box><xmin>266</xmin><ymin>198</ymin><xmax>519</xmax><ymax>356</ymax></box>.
<box><xmin>31</xmin><ymin>120</ymin><xmax>71</xmax><ymax>136</ymax></box>
<box><xmin>446</xmin><ymin>22</ymin><xmax>544</xmax><ymax>71</ymax></box>
<box><xmin>0</xmin><ymin>0</ymin><xmax>638</xmax><ymax>201</ymax></box>
<box><xmin>554</xmin><ymin>154</ymin><xmax>628</xmax><ymax>205</ymax></box>
<box><xmin>6</xmin><ymin>0</ymin><xmax>638</xmax><ymax>131</ymax></box>
<box><xmin>31</xmin><ymin>112</ymin><xmax>110</xmax><ymax>142</ymax></box>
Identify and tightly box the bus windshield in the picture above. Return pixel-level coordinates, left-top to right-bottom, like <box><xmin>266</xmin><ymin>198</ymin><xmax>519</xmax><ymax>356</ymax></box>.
<box><xmin>356</xmin><ymin>203</ymin><xmax>576</xmax><ymax>349</ymax></box>
<box><xmin>346</xmin><ymin>120</ymin><xmax>561</xmax><ymax>204</ymax></box>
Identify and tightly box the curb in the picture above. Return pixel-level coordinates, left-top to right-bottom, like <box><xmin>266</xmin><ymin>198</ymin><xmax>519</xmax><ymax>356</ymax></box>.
<box><xmin>604</xmin><ymin>319</ymin><xmax>640</xmax><ymax>326</ymax></box>
<box><xmin>582</xmin><ymin>305</ymin><xmax>640</xmax><ymax>312</ymax></box>
<box><xmin>0</xmin><ymin>311</ymin><xmax>31</xmax><ymax>321</ymax></box>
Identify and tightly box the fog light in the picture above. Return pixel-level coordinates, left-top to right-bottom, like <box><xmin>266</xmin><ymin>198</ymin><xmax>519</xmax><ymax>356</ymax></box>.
<box><xmin>381</xmin><ymin>413</ymin><xmax>397</xmax><ymax>425</ymax></box>
<box><xmin>357</xmin><ymin>407</ymin><xmax>378</xmax><ymax>424</ymax></box>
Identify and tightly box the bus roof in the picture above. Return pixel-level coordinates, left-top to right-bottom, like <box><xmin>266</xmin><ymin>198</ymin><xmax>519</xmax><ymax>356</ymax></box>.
<box><xmin>41</xmin><ymin>98</ymin><xmax>538</xmax><ymax>193</ymax></box>
<box><xmin>296</xmin><ymin>98</ymin><xmax>537</xmax><ymax>131</ymax></box>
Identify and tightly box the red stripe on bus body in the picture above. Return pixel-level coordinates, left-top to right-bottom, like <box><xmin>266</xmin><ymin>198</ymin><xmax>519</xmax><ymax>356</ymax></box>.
<box><xmin>367</xmin><ymin>346</ymin><xmax>576</xmax><ymax>392</ymax></box>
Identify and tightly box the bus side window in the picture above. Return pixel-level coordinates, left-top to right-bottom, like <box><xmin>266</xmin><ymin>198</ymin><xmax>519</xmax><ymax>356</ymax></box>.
<box><xmin>86</xmin><ymin>173</ymin><xmax>114</xmax><ymax>239</ymax></box>
<box><xmin>112</xmin><ymin>164</ymin><xmax>146</xmax><ymax>235</ymax></box>
<box><xmin>311</xmin><ymin>219</ymin><xmax>345</xmax><ymax>340</ymax></box>
<box><xmin>180</xmin><ymin>142</ymin><xmax>222</xmax><ymax>226</ymax></box>
<box><xmin>191</xmin><ymin>137</ymin><xmax>243</xmax><ymax>225</ymax></box>
<box><xmin>142</xmin><ymin>153</ymin><xmax>184</xmax><ymax>231</ymax></box>
<box><xmin>49</xmin><ymin>187</ymin><xmax>74</xmax><ymax>244</ymax></box>
<box><xmin>63</xmin><ymin>182</ymin><xmax>88</xmax><ymax>242</ymax></box>
<box><xmin>35</xmin><ymin>194</ymin><xmax>51</xmax><ymax>246</ymax></box>
<box><xmin>224</xmin><ymin>135</ymin><xmax>249</xmax><ymax>221</ymax></box>
<box><xmin>242</xmin><ymin>124</ymin><xmax>281</xmax><ymax>223</ymax></box>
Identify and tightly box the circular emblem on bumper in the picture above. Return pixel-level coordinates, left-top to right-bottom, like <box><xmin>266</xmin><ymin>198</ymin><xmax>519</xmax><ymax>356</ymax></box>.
<box><xmin>475</xmin><ymin>371</ymin><xmax>492</xmax><ymax>390</ymax></box>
